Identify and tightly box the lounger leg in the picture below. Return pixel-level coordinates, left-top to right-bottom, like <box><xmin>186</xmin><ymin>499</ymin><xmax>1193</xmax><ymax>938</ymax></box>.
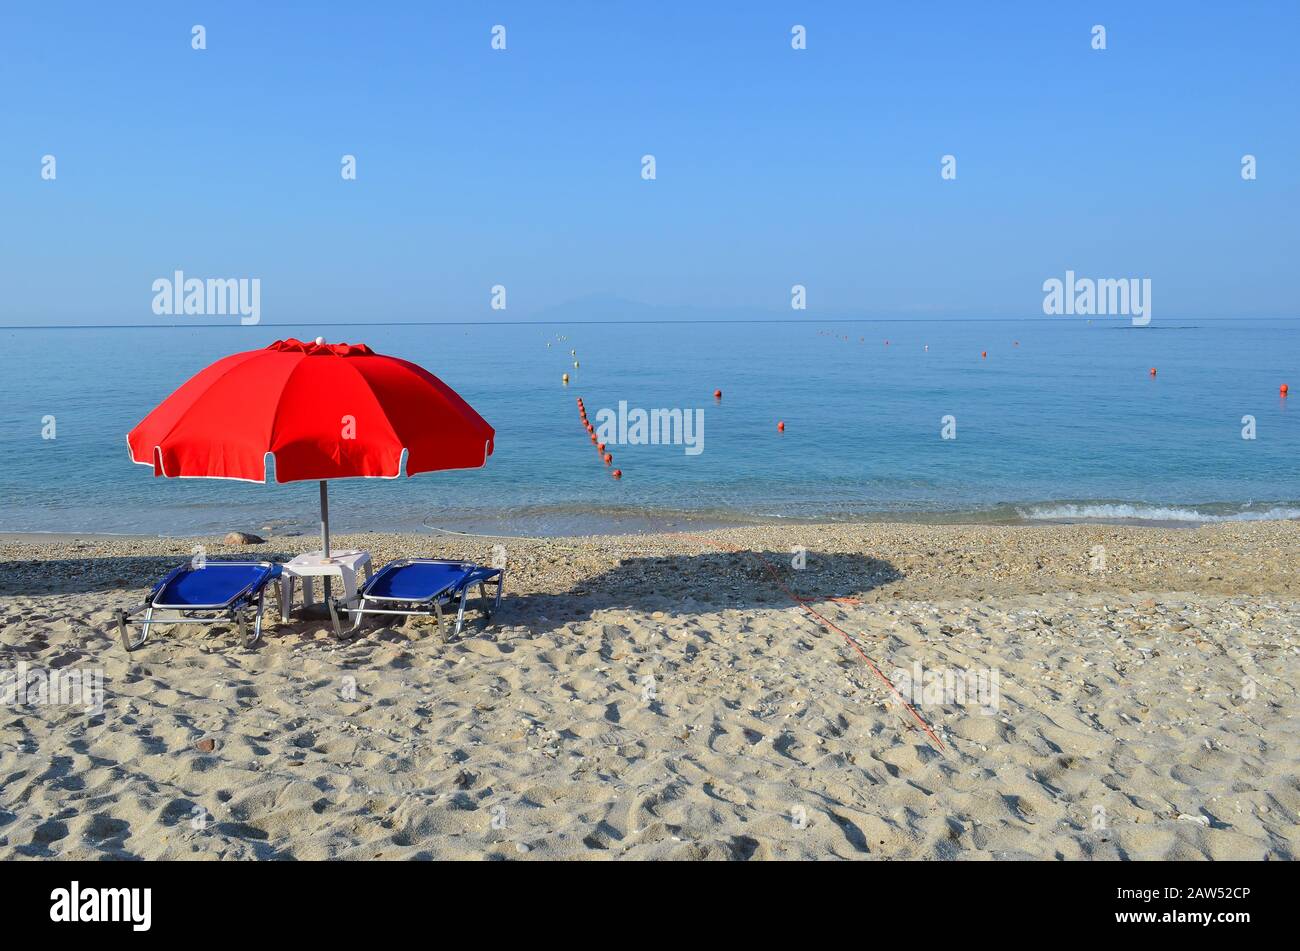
<box><xmin>117</xmin><ymin>606</ymin><xmax>149</xmax><ymax>652</ymax></box>
<box><xmin>454</xmin><ymin>586</ymin><xmax>471</xmax><ymax>638</ymax></box>
<box><xmin>138</xmin><ymin>606</ymin><xmax>154</xmax><ymax>648</ymax></box>
<box><xmin>244</xmin><ymin>592</ymin><xmax>265</xmax><ymax>648</ymax></box>
<box><xmin>432</xmin><ymin>600</ymin><xmax>446</xmax><ymax>642</ymax></box>
<box><xmin>328</xmin><ymin>597</ymin><xmax>365</xmax><ymax>640</ymax></box>
<box><xmin>480</xmin><ymin>574</ymin><xmax>504</xmax><ymax>624</ymax></box>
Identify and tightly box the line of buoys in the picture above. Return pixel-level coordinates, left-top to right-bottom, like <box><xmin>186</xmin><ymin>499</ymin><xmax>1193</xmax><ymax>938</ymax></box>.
<box><xmin>576</xmin><ymin>397</ymin><xmax>624</xmax><ymax>479</ymax></box>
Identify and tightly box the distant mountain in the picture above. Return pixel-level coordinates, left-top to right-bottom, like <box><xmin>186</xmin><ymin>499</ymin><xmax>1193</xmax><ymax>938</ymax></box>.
<box><xmin>525</xmin><ymin>294</ymin><xmax>778</xmax><ymax>323</ymax></box>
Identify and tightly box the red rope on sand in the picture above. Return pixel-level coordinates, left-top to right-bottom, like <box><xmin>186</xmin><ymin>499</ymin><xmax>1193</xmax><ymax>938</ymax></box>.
<box><xmin>683</xmin><ymin>534</ymin><xmax>947</xmax><ymax>753</ymax></box>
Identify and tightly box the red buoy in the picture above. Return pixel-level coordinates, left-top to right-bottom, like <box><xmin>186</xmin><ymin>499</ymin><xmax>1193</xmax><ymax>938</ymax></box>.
<box><xmin>597</xmin><ymin>442</ymin><xmax>606</xmax><ymax>452</ymax></box>
<box><xmin>714</xmin><ymin>389</ymin><xmax>722</xmax><ymax>399</ymax></box>
<box><xmin>1150</xmin><ymin>368</ymin><xmax>1157</xmax><ymax>377</ymax></box>
<box><xmin>777</xmin><ymin>421</ymin><xmax>785</xmax><ymax>432</ymax></box>
<box><xmin>981</xmin><ymin>350</ymin><xmax>987</xmax><ymax>358</ymax></box>
<box><xmin>611</xmin><ymin>469</ymin><xmax>622</xmax><ymax>479</ymax></box>
<box><xmin>603</xmin><ymin>453</ymin><xmax>612</xmax><ymax>465</ymax></box>
<box><xmin>1282</xmin><ymin>383</ymin><xmax>1290</xmax><ymax>397</ymax></box>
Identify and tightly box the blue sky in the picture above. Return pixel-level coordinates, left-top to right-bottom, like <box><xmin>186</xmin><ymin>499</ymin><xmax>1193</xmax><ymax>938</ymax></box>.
<box><xmin>2</xmin><ymin>1</ymin><xmax>1297</xmax><ymax>324</ymax></box>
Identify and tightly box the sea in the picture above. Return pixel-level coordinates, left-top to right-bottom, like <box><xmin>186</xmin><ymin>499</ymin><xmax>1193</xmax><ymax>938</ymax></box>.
<box><xmin>0</xmin><ymin>317</ymin><xmax>1296</xmax><ymax>537</ymax></box>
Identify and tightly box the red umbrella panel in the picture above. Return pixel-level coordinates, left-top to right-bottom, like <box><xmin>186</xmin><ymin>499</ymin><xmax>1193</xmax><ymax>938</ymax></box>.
<box><xmin>127</xmin><ymin>337</ymin><xmax>494</xmax><ymax>555</ymax></box>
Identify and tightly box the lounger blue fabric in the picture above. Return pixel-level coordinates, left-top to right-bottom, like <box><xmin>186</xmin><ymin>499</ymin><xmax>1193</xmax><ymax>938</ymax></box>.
<box><xmin>154</xmin><ymin>562</ymin><xmax>281</xmax><ymax>607</ymax></box>
<box><xmin>118</xmin><ymin>560</ymin><xmax>283</xmax><ymax>652</ymax></box>
<box><xmin>332</xmin><ymin>558</ymin><xmax>504</xmax><ymax>640</ymax></box>
<box><xmin>364</xmin><ymin>560</ymin><xmax>489</xmax><ymax>601</ymax></box>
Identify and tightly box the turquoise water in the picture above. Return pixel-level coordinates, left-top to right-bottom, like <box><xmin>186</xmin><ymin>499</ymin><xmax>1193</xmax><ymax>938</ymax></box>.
<box><xmin>0</xmin><ymin>318</ymin><xmax>1296</xmax><ymax>535</ymax></box>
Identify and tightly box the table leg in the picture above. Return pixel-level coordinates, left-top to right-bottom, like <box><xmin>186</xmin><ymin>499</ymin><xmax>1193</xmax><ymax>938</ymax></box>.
<box><xmin>280</xmin><ymin>575</ymin><xmax>293</xmax><ymax>618</ymax></box>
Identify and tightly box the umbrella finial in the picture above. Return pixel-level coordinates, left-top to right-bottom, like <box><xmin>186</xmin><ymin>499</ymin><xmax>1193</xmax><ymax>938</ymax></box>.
<box><xmin>314</xmin><ymin>336</ymin><xmax>325</xmax><ymax>346</ymax></box>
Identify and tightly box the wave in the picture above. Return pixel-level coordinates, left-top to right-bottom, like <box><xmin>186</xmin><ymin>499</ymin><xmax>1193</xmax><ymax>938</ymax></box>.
<box><xmin>1016</xmin><ymin>502</ymin><xmax>1300</xmax><ymax>524</ymax></box>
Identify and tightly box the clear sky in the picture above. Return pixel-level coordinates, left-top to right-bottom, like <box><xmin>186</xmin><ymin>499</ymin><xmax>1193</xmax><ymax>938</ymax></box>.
<box><xmin>2</xmin><ymin>1</ymin><xmax>1297</xmax><ymax>324</ymax></box>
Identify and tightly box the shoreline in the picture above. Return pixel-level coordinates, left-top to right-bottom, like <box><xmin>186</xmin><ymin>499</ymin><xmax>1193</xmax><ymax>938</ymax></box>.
<box><xmin>3</xmin><ymin>505</ymin><xmax>1297</xmax><ymax>546</ymax></box>
<box><xmin>4</xmin><ymin>517</ymin><xmax>1297</xmax><ymax>605</ymax></box>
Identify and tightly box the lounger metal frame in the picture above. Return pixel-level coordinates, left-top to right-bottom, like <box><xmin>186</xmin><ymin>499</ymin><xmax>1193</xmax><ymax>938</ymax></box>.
<box><xmin>328</xmin><ymin>558</ymin><xmax>504</xmax><ymax>641</ymax></box>
<box><xmin>114</xmin><ymin>561</ymin><xmax>282</xmax><ymax>651</ymax></box>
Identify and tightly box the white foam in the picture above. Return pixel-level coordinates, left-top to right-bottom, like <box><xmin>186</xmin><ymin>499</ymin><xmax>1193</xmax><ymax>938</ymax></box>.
<box><xmin>1018</xmin><ymin>503</ymin><xmax>1300</xmax><ymax>523</ymax></box>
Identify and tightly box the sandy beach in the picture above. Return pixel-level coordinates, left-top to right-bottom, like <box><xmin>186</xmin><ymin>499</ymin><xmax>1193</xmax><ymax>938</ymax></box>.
<box><xmin>1</xmin><ymin>520</ymin><xmax>1296</xmax><ymax>860</ymax></box>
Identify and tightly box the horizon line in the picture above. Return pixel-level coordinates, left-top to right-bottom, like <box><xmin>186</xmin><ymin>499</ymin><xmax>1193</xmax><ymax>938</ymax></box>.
<box><xmin>3</xmin><ymin>315</ymin><xmax>1299</xmax><ymax>330</ymax></box>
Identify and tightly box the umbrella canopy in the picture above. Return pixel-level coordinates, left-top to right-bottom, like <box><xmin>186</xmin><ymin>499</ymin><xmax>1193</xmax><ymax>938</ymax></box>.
<box><xmin>127</xmin><ymin>337</ymin><xmax>494</xmax><ymax>556</ymax></box>
<box><xmin>129</xmin><ymin>337</ymin><xmax>493</xmax><ymax>481</ymax></box>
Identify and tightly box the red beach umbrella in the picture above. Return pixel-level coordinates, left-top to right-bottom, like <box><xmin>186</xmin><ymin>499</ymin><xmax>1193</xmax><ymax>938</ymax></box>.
<box><xmin>127</xmin><ymin>337</ymin><xmax>494</xmax><ymax>556</ymax></box>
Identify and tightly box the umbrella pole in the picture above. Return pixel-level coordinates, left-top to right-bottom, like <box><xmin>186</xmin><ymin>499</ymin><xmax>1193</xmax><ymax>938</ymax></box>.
<box><xmin>319</xmin><ymin>481</ymin><xmax>334</xmax><ymax>603</ymax></box>
<box><xmin>319</xmin><ymin>480</ymin><xmax>331</xmax><ymax>560</ymax></box>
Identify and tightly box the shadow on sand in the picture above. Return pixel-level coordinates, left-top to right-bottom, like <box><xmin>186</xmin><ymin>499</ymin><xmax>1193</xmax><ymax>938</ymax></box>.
<box><xmin>2</xmin><ymin>549</ymin><xmax>903</xmax><ymax>645</ymax></box>
<box><xmin>477</xmin><ymin>549</ymin><xmax>903</xmax><ymax>637</ymax></box>
<box><xmin>0</xmin><ymin>553</ymin><xmax>297</xmax><ymax>597</ymax></box>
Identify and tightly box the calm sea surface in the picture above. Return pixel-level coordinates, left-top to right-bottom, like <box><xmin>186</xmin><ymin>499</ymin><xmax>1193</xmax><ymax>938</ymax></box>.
<box><xmin>0</xmin><ymin>318</ymin><xmax>1296</xmax><ymax>536</ymax></box>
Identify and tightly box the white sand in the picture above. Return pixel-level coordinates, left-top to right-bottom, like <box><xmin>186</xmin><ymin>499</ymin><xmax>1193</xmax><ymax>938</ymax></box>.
<box><xmin>1</xmin><ymin>522</ymin><xmax>1296</xmax><ymax>859</ymax></box>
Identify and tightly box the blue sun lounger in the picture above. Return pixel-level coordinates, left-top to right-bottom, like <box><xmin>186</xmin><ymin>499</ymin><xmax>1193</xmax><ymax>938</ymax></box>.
<box><xmin>114</xmin><ymin>560</ymin><xmax>282</xmax><ymax>651</ymax></box>
<box><xmin>329</xmin><ymin>558</ymin><xmax>504</xmax><ymax>641</ymax></box>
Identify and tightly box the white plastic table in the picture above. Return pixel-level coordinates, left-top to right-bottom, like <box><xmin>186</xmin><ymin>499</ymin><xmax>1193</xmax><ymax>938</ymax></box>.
<box><xmin>280</xmin><ymin>549</ymin><xmax>374</xmax><ymax>615</ymax></box>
